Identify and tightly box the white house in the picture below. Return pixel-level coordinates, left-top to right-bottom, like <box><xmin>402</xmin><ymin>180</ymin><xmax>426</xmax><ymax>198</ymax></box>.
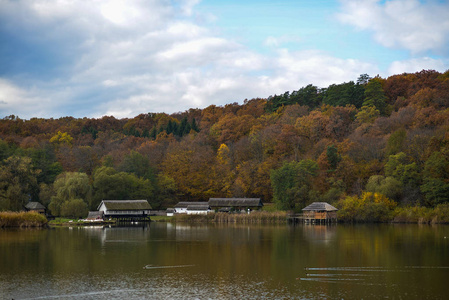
<box><xmin>97</xmin><ymin>200</ymin><xmax>152</xmax><ymax>219</ymax></box>
<box><xmin>166</xmin><ymin>208</ymin><xmax>175</xmax><ymax>217</ymax></box>
<box><xmin>186</xmin><ymin>204</ymin><xmax>211</xmax><ymax>215</ymax></box>
<box><xmin>174</xmin><ymin>202</ymin><xmax>208</xmax><ymax>214</ymax></box>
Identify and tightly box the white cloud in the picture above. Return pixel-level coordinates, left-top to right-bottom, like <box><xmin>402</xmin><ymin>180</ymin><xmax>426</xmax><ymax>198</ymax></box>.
<box><xmin>273</xmin><ymin>49</ymin><xmax>377</xmax><ymax>89</ymax></box>
<box><xmin>337</xmin><ymin>0</ymin><xmax>449</xmax><ymax>54</ymax></box>
<box><xmin>263</xmin><ymin>35</ymin><xmax>302</xmax><ymax>48</ymax></box>
<box><xmin>0</xmin><ymin>79</ymin><xmax>60</xmax><ymax>118</ymax></box>
<box><xmin>0</xmin><ymin>0</ymin><xmax>399</xmax><ymax>119</ymax></box>
<box><xmin>388</xmin><ymin>57</ymin><xmax>449</xmax><ymax>75</ymax></box>
<box><xmin>92</xmin><ymin>48</ymin><xmax>380</xmax><ymax>118</ymax></box>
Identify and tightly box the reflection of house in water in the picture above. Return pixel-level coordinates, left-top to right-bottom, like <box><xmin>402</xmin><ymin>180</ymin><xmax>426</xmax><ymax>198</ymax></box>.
<box><xmin>302</xmin><ymin>225</ymin><xmax>337</xmax><ymax>244</ymax></box>
<box><xmin>80</xmin><ymin>224</ymin><xmax>150</xmax><ymax>245</ymax></box>
<box><xmin>172</xmin><ymin>224</ymin><xmax>211</xmax><ymax>241</ymax></box>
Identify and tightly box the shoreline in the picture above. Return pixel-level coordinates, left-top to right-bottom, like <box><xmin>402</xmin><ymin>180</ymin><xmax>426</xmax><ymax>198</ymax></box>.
<box><xmin>3</xmin><ymin>211</ymin><xmax>449</xmax><ymax>228</ymax></box>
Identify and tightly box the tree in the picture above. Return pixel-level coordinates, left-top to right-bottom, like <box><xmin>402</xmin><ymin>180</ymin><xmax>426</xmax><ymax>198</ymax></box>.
<box><xmin>191</xmin><ymin>118</ymin><xmax>199</xmax><ymax>132</ymax></box>
<box><xmin>363</xmin><ymin>78</ymin><xmax>388</xmax><ymax>115</ymax></box>
<box><xmin>385</xmin><ymin>152</ymin><xmax>420</xmax><ymax>187</ymax></box>
<box><xmin>153</xmin><ymin>173</ymin><xmax>177</xmax><ymax>209</ymax></box>
<box><xmin>92</xmin><ymin>166</ymin><xmax>154</xmax><ymax>209</ymax></box>
<box><xmin>355</xmin><ymin>105</ymin><xmax>380</xmax><ymax>124</ymax></box>
<box><xmin>265</xmin><ymin>84</ymin><xmax>322</xmax><ymax>112</ymax></box>
<box><xmin>386</xmin><ymin>128</ymin><xmax>407</xmax><ymax>156</ymax></box>
<box><xmin>421</xmin><ymin>179</ymin><xmax>449</xmax><ymax>206</ymax></box>
<box><xmin>357</xmin><ymin>74</ymin><xmax>371</xmax><ymax>85</ymax></box>
<box><xmin>0</xmin><ymin>156</ymin><xmax>39</xmax><ymax>211</ymax></box>
<box><xmin>29</xmin><ymin>143</ymin><xmax>63</xmax><ymax>184</ymax></box>
<box><xmin>270</xmin><ymin>160</ymin><xmax>318</xmax><ymax>211</ymax></box>
<box><xmin>326</xmin><ymin>145</ymin><xmax>341</xmax><ymax>171</ymax></box>
<box><xmin>161</xmin><ymin>138</ymin><xmax>216</xmax><ymax>201</ymax></box>
<box><xmin>48</xmin><ymin>172</ymin><xmax>92</xmax><ymax>216</ymax></box>
<box><xmin>0</xmin><ymin>139</ymin><xmax>14</xmax><ymax>161</ymax></box>
<box><xmin>421</xmin><ymin>151</ymin><xmax>449</xmax><ymax>206</ymax></box>
<box><xmin>178</xmin><ymin>117</ymin><xmax>188</xmax><ymax>136</ymax></box>
<box><xmin>423</xmin><ymin>151</ymin><xmax>449</xmax><ymax>179</ymax></box>
<box><xmin>60</xmin><ymin>198</ymin><xmax>88</xmax><ymax>218</ymax></box>
<box><xmin>322</xmin><ymin>81</ymin><xmax>364</xmax><ymax>108</ymax></box>
<box><xmin>149</xmin><ymin>126</ymin><xmax>157</xmax><ymax>139</ymax></box>
<box><xmin>365</xmin><ymin>175</ymin><xmax>403</xmax><ymax>201</ymax></box>
<box><xmin>119</xmin><ymin>150</ymin><xmax>154</xmax><ymax>180</ymax></box>
<box><xmin>50</xmin><ymin>131</ymin><xmax>73</xmax><ymax>147</ymax></box>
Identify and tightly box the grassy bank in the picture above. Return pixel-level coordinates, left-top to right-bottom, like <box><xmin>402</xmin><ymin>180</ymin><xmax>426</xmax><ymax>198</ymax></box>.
<box><xmin>0</xmin><ymin>211</ymin><xmax>48</xmax><ymax>228</ymax></box>
<box><xmin>392</xmin><ymin>204</ymin><xmax>449</xmax><ymax>224</ymax></box>
<box><xmin>48</xmin><ymin>218</ymin><xmax>116</xmax><ymax>226</ymax></box>
<box><xmin>151</xmin><ymin>215</ymin><xmax>173</xmax><ymax>222</ymax></box>
<box><xmin>173</xmin><ymin>211</ymin><xmax>288</xmax><ymax>224</ymax></box>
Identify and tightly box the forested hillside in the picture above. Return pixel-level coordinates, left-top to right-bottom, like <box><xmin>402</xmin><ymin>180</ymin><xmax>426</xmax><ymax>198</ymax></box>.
<box><xmin>1</xmin><ymin>70</ymin><xmax>449</xmax><ymax>218</ymax></box>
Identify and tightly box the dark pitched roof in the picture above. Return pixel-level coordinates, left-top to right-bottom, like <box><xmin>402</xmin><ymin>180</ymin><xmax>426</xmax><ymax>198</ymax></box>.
<box><xmin>25</xmin><ymin>202</ymin><xmax>46</xmax><ymax>210</ymax></box>
<box><xmin>208</xmin><ymin>198</ymin><xmax>263</xmax><ymax>207</ymax></box>
<box><xmin>302</xmin><ymin>202</ymin><xmax>338</xmax><ymax>212</ymax></box>
<box><xmin>98</xmin><ymin>200</ymin><xmax>152</xmax><ymax>211</ymax></box>
<box><xmin>187</xmin><ymin>204</ymin><xmax>210</xmax><ymax>211</ymax></box>
<box><xmin>175</xmin><ymin>202</ymin><xmax>208</xmax><ymax>208</ymax></box>
<box><xmin>87</xmin><ymin>211</ymin><xmax>104</xmax><ymax>219</ymax></box>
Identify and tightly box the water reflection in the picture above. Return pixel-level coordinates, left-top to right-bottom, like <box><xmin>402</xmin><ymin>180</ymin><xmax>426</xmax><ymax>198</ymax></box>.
<box><xmin>1</xmin><ymin>223</ymin><xmax>449</xmax><ymax>299</ymax></box>
<box><xmin>301</xmin><ymin>224</ymin><xmax>337</xmax><ymax>244</ymax></box>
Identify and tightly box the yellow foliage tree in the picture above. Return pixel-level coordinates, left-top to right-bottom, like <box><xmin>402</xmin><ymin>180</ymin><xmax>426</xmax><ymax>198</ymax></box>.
<box><xmin>50</xmin><ymin>131</ymin><xmax>73</xmax><ymax>146</ymax></box>
<box><xmin>217</xmin><ymin>144</ymin><xmax>231</xmax><ymax>165</ymax></box>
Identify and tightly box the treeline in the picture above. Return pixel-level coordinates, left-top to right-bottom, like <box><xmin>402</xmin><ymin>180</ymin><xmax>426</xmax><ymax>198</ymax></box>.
<box><xmin>1</xmin><ymin>69</ymin><xmax>449</xmax><ymax>218</ymax></box>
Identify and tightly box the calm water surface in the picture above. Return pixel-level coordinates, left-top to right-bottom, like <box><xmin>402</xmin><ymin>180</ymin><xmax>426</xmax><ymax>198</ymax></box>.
<box><xmin>1</xmin><ymin>223</ymin><xmax>449</xmax><ymax>299</ymax></box>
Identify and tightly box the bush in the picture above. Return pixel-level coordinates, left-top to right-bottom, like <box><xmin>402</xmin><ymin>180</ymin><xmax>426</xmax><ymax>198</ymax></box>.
<box><xmin>337</xmin><ymin>192</ymin><xmax>397</xmax><ymax>223</ymax></box>
<box><xmin>0</xmin><ymin>211</ymin><xmax>47</xmax><ymax>227</ymax></box>
<box><xmin>392</xmin><ymin>204</ymin><xmax>449</xmax><ymax>224</ymax></box>
<box><xmin>60</xmin><ymin>199</ymin><xmax>89</xmax><ymax>219</ymax></box>
<box><xmin>431</xmin><ymin>203</ymin><xmax>449</xmax><ymax>224</ymax></box>
<box><xmin>392</xmin><ymin>206</ymin><xmax>431</xmax><ymax>223</ymax></box>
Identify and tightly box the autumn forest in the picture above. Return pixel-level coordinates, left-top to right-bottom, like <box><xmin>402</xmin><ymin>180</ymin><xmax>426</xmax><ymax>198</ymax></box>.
<box><xmin>1</xmin><ymin>70</ymin><xmax>449</xmax><ymax>221</ymax></box>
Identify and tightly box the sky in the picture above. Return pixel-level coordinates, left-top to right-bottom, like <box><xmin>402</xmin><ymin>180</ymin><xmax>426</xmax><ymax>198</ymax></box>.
<box><xmin>0</xmin><ymin>0</ymin><xmax>448</xmax><ymax>119</ymax></box>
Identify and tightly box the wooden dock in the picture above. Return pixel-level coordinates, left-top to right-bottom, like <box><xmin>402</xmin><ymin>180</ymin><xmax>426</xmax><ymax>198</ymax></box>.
<box><xmin>288</xmin><ymin>213</ymin><xmax>338</xmax><ymax>224</ymax></box>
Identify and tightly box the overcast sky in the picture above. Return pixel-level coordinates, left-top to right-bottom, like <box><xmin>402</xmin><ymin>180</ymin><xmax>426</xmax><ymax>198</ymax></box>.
<box><xmin>1</xmin><ymin>0</ymin><xmax>448</xmax><ymax>119</ymax></box>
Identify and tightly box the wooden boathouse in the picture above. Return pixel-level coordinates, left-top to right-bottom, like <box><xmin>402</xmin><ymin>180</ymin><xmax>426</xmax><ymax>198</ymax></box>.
<box><xmin>24</xmin><ymin>202</ymin><xmax>47</xmax><ymax>215</ymax></box>
<box><xmin>97</xmin><ymin>200</ymin><xmax>152</xmax><ymax>221</ymax></box>
<box><xmin>301</xmin><ymin>202</ymin><xmax>338</xmax><ymax>224</ymax></box>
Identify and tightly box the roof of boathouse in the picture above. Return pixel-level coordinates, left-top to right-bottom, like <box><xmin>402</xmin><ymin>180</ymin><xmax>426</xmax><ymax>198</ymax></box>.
<box><xmin>97</xmin><ymin>200</ymin><xmax>152</xmax><ymax>211</ymax></box>
<box><xmin>86</xmin><ymin>211</ymin><xmax>104</xmax><ymax>220</ymax></box>
<box><xmin>302</xmin><ymin>202</ymin><xmax>338</xmax><ymax>212</ymax></box>
<box><xmin>25</xmin><ymin>202</ymin><xmax>46</xmax><ymax>210</ymax></box>
<box><xmin>175</xmin><ymin>202</ymin><xmax>208</xmax><ymax>208</ymax></box>
<box><xmin>208</xmin><ymin>198</ymin><xmax>263</xmax><ymax>207</ymax></box>
<box><xmin>187</xmin><ymin>204</ymin><xmax>211</xmax><ymax>211</ymax></box>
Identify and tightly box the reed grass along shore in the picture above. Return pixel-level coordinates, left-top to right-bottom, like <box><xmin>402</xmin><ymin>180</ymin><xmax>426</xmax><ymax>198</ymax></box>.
<box><xmin>0</xmin><ymin>211</ymin><xmax>48</xmax><ymax>228</ymax></box>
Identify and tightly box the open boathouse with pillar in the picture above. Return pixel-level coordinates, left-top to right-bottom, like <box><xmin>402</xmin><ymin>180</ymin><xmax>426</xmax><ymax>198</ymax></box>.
<box><xmin>97</xmin><ymin>200</ymin><xmax>152</xmax><ymax>221</ymax></box>
<box><xmin>301</xmin><ymin>202</ymin><xmax>338</xmax><ymax>224</ymax></box>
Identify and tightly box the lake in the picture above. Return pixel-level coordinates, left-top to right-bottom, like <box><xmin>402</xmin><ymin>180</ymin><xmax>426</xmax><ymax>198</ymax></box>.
<box><xmin>1</xmin><ymin>223</ymin><xmax>449</xmax><ymax>299</ymax></box>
